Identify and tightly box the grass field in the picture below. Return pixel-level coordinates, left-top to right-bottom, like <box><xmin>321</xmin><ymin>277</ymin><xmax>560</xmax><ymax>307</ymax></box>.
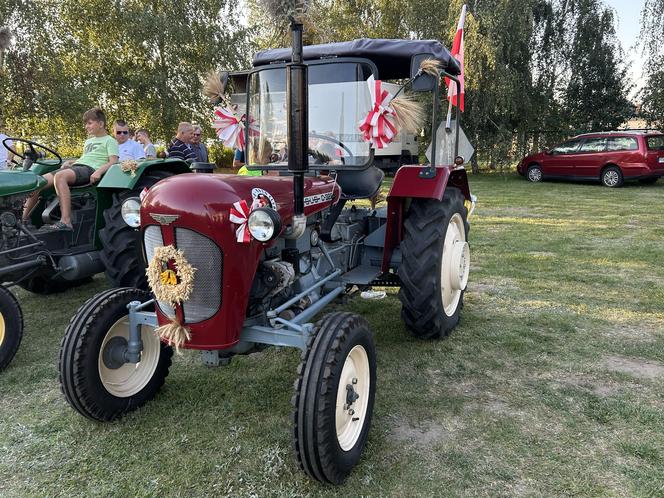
<box><xmin>2</xmin><ymin>173</ymin><xmax>664</xmax><ymax>497</ymax></box>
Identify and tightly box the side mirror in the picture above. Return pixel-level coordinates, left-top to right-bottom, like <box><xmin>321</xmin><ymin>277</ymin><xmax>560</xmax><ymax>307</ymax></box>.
<box><xmin>544</xmin><ymin>149</ymin><xmax>553</xmax><ymax>155</ymax></box>
<box><xmin>410</xmin><ymin>54</ymin><xmax>438</xmax><ymax>92</ymax></box>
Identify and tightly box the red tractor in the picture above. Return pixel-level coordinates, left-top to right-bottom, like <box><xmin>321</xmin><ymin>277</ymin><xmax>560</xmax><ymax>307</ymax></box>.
<box><xmin>59</xmin><ymin>23</ymin><xmax>473</xmax><ymax>484</ymax></box>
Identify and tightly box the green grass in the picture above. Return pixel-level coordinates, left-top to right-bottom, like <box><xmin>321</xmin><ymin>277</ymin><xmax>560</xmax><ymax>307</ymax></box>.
<box><xmin>2</xmin><ymin>173</ymin><xmax>664</xmax><ymax>497</ymax></box>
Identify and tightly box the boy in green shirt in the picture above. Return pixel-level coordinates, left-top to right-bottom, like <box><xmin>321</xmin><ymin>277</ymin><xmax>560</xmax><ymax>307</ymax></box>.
<box><xmin>23</xmin><ymin>107</ymin><xmax>119</xmax><ymax>230</ymax></box>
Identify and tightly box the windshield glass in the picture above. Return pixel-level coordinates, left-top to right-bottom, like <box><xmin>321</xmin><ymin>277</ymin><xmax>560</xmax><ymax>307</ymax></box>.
<box><xmin>247</xmin><ymin>62</ymin><xmax>374</xmax><ymax>168</ymax></box>
<box><xmin>647</xmin><ymin>135</ymin><xmax>664</xmax><ymax>150</ymax></box>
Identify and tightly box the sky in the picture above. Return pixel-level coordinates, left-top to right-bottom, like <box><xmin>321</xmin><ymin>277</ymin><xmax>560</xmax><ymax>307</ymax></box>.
<box><xmin>604</xmin><ymin>0</ymin><xmax>646</xmax><ymax>95</ymax></box>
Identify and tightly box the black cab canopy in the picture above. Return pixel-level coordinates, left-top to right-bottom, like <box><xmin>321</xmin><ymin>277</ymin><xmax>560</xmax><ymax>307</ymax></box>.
<box><xmin>253</xmin><ymin>38</ymin><xmax>460</xmax><ymax>80</ymax></box>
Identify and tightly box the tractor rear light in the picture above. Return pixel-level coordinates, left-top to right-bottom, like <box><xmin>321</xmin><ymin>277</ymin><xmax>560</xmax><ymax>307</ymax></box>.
<box><xmin>121</xmin><ymin>198</ymin><xmax>141</xmax><ymax>228</ymax></box>
<box><xmin>248</xmin><ymin>208</ymin><xmax>282</xmax><ymax>242</ymax></box>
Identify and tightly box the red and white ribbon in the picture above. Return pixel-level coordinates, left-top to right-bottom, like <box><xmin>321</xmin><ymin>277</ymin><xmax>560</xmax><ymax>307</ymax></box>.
<box><xmin>229</xmin><ymin>199</ymin><xmax>252</xmax><ymax>243</ymax></box>
<box><xmin>212</xmin><ymin>107</ymin><xmax>259</xmax><ymax>151</ymax></box>
<box><xmin>358</xmin><ymin>75</ymin><xmax>398</xmax><ymax>149</ymax></box>
<box><xmin>213</xmin><ymin>107</ymin><xmax>244</xmax><ymax>150</ymax></box>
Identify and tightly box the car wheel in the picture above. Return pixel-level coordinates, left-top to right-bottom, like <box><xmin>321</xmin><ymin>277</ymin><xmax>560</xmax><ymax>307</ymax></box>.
<box><xmin>601</xmin><ymin>166</ymin><xmax>623</xmax><ymax>188</ymax></box>
<box><xmin>527</xmin><ymin>164</ymin><xmax>543</xmax><ymax>182</ymax></box>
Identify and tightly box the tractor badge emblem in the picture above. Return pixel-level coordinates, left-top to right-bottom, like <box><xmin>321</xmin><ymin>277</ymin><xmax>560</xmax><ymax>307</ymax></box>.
<box><xmin>150</xmin><ymin>213</ymin><xmax>180</xmax><ymax>225</ymax></box>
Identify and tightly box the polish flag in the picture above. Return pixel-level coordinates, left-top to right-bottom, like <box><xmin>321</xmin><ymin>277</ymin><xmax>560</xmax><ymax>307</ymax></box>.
<box><xmin>447</xmin><ymin>4</ymin><xmax>466</xmax><ymax>112</ymax></box>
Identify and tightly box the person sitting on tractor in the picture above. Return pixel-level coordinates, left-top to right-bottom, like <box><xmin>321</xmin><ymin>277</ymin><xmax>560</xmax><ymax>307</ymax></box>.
<box><xmin>22</xmin><ymin>107</ymin><xmax>119</xmax><ymax>230</ymax></box>
<box><xmin>113</xmin><ymin>119</ymin><xmax>145</xmax><ymax>161</ymax></box>
<box><xmin>167</xmin><ymin>122</ymin><xmax>197</xmax><ymax>161</ymax></box>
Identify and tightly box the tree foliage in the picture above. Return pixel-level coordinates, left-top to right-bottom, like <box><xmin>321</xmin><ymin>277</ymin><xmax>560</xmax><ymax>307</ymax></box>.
<box><xmin>1</xmin><ymin>0</ymin><xmax>251</xmax><ymax>144</ymax></box>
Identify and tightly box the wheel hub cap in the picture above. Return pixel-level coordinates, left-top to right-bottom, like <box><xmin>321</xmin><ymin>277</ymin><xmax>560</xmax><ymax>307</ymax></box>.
<box><xmin>336</xmin><ymin>345</ymin><xmax>370</xmax><ymax>451</ymax></box>
<box><xmin>605</xmin><ymin>171</ymin><xmax>618</xmax><ymax>186</ymax></box>
<box><xmin>0</xmin><ymin>312</ymin><xmax>5</xmax><ymax>346</ymax></box>
<box><xmin>450</xmin><ymin>241</ymin><xmax>470</xmax><ymax>291</ymax></box>
<box><xmin>98</xmin><ymin>317</ymin><xmax>160</xmax><ymax>398</ymax></box>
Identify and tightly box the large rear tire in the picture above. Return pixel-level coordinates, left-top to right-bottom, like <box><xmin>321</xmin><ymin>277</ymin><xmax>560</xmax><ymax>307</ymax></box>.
<box><xmin>99</xmin><ymin>171</ymin><xmax>172</xmax><ymax>289</ymax></box>
<box><xmin>59</xmin><ymin>287</ymin><xmax>173</xmax><ymax>421</ymax></box>
<box><xmin>398</xmin><ymin>188</ymin><xmax>470</xmax><ymax>339</ymax></box>
<box><xmin>292</xmin><ymin>312</ymin><xmax>376</xmax><ymax>484</ymax></box>
<box><xmin>0</xmin><ymin>285</ymin><xmax>23</xmax><ymax>371</ymax></box>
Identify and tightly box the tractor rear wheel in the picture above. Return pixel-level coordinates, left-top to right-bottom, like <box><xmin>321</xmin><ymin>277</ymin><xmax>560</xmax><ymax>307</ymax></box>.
<box><xmin>0</xmin><ymin>285</ymin><xmax>23</xmax><ymax>371</ymax></box>
<box><xmin>99</xmin><ymin>171</ymin><xmax>172</xmax><ymax>289</ymax></box>
<box><xmin>59</xmin><ymin>287</ymin><xmax>173</xmax><ymax>421</ymax></box>
<box><xmin>292</xmin><ymin>312</ymin><xmax>376</xmax><ymax>484</ymax></box>
<box><xmin>398</xmin><ymin>188</ymin><xmax>470</xmax><ymax>339</ymax></box>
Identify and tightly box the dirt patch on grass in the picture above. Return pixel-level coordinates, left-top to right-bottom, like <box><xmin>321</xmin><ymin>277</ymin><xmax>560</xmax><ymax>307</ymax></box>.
<box><xmin>604</xmin><ymin>356</ymin><xmax>664</xmax><ymax>380</ymax></box>
<box><xmin>559</xmin><ymin>374</ymin><xmax>623</xmax><ymax>397</ymax></box>
<box><xmin>470</xmin><ymin>278</ymin><xmax>519</xmax><ymax>296</ymax></box>
<box><xmin>603</xmin><ymin>324</ymin><xmax>660</xmax><ymax>343</ymax></box>
<box><xmin>391</xmin><ymin>423</ymin><xmax>451</xmax><ymax>447</ymax></box>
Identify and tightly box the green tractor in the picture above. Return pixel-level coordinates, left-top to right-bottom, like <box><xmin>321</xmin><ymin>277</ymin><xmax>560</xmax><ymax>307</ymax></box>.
<box><xmin>0</xmin><ymin>138</ymin><xmax>192</xmax><ymax>371</ymax></box>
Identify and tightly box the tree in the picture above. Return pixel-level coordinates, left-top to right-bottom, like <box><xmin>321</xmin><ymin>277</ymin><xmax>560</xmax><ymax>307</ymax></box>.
<box><xmin>1</xmin><ymin>0</ymin><xmax>251</xmax><ymax>144</ymax></box>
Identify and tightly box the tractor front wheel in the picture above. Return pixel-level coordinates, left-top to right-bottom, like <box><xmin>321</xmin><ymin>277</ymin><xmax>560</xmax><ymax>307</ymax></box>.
<box><xmin>292</xmin><ymin>312</ymin><xmax>376</xmax><ymax>484</ymax></box>
<box><xmin>398</xmin><ymin>188</ymin><xmax>470</xmax><ymax>339</ymax></box>
<box><xmin>0</xmin><ymin>285</ymin><xmax>23</xmax><ymax>371</ymax></box>
<box><xmin>99</xmin><ymin>171</ymin><xmax>172</xmax><ymax>289</ymax></box>
<box><xmin>59</xmin><ymin>287</ymin><xmax>173</xmax><ymax>421</ymax></box>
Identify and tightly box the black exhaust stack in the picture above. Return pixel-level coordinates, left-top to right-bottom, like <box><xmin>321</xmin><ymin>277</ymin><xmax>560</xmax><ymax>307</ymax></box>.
<box><xmin>287</xmin><ymin>20</ymin><xmax>307</xmax><ymax>217</ymax></box>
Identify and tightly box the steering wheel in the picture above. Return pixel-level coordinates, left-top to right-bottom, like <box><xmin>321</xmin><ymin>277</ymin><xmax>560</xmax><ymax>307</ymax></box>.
<box><xmin>308</xmin><ymin>133</ymin><xmax>354</xmax><ymax>165</ymax></box>
<box><xmin>2</xmin><ymin>137</ymin><xmax>63</xmax><ymax>171</ymax></box>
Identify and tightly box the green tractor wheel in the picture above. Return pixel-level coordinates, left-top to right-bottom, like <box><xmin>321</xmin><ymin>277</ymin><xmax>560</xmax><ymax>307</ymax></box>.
<box><xmin>99</xmin><ymin>171</ymin><xmax>172</xmax><ymax>289</ymax></box>
<box><xmin>0</xmin><ymin>285</ymin><xmax>24</xmax><ymax>371</ymax></box>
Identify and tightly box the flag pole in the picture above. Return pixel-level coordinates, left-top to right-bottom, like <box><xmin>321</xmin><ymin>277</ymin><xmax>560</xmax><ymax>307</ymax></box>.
<box><xmin>445</xmin><ymin>100</ymin><xmax>453</xmax><ymax>131</ymax></box>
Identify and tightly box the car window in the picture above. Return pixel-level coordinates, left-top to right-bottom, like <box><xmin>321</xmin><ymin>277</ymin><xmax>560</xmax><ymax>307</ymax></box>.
<box><xmin>646</xmin><ymin>136</ymin><xmax>664</xmax><ymax>150</ymax></box>
<box><xmin>551</xmin><ymin>139</ymin><xmax>581</xmax><ymax>154</ymax></box>
<box><xmin>579</xmin><ymin>138</ymin><xmax>606</xmax><ymax>153</ymax></box>
<box><xmin>606</xmin><ymin>137</ymin><xmax>638</xmax><ymax>151</ymax></box>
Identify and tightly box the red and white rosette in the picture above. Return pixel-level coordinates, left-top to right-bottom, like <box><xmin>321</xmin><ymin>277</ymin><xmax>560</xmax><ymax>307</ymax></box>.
<box><xmin>229</xmin><ymin>199</ymin><xmax>252</xmax><ymax>243</ymax></box>
<box><xmin>213</xmin><ymin>107</ymin><xmax>246</xmax><ymax>150</ymax></box>
<box><xmin>358</xmin><ymin>75</ymin><xmax>398</xmax><ymax>149</ymax></box>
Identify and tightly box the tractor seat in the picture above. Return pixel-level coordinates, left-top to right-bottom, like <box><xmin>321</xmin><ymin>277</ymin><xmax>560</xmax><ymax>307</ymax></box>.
<box><xmin>335</xmin><ymin>166</ymin><xmax>384</xmax><ymax>200</ymax></box>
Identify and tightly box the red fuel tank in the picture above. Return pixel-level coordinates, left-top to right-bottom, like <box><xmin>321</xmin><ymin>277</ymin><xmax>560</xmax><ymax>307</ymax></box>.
<box><xmin>141</xmin><ymin>173</ymin><xmax>340</xmax><ymax>350</ymax></box>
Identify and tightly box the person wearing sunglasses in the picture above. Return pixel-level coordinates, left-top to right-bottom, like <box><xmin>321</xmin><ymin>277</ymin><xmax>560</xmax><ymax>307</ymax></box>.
<box><xmin>190</xmin><ymin>125</ymin><xmax>208</xmax><ymax>162</ymax></box>
<box><xmin>113</xmin><ymin>119</ymin><xmax>145</xmax><ymax>161</ymax></box>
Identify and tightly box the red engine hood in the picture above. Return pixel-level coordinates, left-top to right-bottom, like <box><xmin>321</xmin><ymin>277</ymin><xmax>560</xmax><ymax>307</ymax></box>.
<box><xmin>140</xmin><ymin>173</ymin><xmax>340</xmax><ymax>350</ymax></box>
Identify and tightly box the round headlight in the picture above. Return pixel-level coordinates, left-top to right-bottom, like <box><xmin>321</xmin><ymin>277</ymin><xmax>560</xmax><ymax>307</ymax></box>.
<box><xmin>247</xmin><ymin>208</ymin><xmax>282</xmax><ymax>242</ymax></box>
<box><xmin>121</xmin><ymin>198</ymin><xmax>141</xmax><ymax>228</ymax></box>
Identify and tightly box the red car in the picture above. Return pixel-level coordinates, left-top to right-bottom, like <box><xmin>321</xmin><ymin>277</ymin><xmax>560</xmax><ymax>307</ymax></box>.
<box><xmin>517</xmin><ymin>131</ymin><xmax>664</xmax><ymax>187</ymax></box>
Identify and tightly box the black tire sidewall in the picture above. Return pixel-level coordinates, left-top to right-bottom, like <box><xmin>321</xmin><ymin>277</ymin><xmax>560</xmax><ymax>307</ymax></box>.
<box><xmin>0</xmin><ymin>286</ymin><xmax>23</xmax><ymax>371</ymax></box>
<box><xmin>323</xmin><ymin>324</ymin><xmax>377</xmax><ymax>476</ymax></box>
<box><xmin>61</xmin><ymin>288</ymin><xmax>172</xmax><ymax>421</ymax></box>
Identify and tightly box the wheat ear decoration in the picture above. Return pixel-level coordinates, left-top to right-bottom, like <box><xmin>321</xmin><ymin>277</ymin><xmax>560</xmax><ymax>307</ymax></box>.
<box><xmin>203</xmin><ymin>70</ymin><xmax>227</xmax><ymax>103</ymax></box>
<box><xmin>390</xmin><ymin>94</ymin><xmax>424</xmax><ymax>134</ymax></box>
<box><xmin>419</xmin><ymin>58</ymin><xmax>442</xmax><ymax>77</ymax></box>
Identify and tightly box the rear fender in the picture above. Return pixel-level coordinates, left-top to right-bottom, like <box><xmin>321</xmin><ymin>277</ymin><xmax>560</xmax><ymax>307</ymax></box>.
<box><xmin>381</xmin><ymin>166</ymin><xmax>470</xmax><ymax>272</ymax></box>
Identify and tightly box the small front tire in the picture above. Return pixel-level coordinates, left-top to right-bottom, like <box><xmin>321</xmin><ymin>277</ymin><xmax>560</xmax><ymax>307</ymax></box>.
<box><xmin>292</xmin><ymin>312</ymin><xmax>376</xmax><ymax>484</ymax></box>
<box><xmin>59</xmin><ymin>287</ymin><xmax>173</xmax><ymax>421</ymax></box>
<box><xmin>0</xmin><ymin>285</ymin><xmax>23</xmax><ymax>371</ymax></box>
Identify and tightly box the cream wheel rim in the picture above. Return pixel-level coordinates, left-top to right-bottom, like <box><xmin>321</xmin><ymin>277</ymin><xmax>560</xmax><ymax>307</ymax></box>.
<box><xmin>98</xmin><ymin>316</ymin><xmax>160</xmax><ymax>398</ymax></box>
<box><xmin>441</xmin><ymin>213</ymin><xmax>468</xmax><ymax>316</ymax></box>
<box><xmin>0</xmin><ymin>312</ymin><xmax>5</xmax><ymax>347</ymax></box>
<box><xmin>335</xmin><ymin>345</ymin><xmax>370</xmax><ymax>451</ymax></box>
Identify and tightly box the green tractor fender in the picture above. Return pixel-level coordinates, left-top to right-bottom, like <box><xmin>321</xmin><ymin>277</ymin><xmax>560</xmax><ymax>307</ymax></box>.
<box><xmin>92</xmin><ymin>158</ymin><xmax>192</xmax><ymax>288</ymax></box>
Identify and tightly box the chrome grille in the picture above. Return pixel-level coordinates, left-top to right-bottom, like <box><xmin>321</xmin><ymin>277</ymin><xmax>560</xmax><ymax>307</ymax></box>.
<box><xmin>143</xmin><ymin>225</ymin><xmax>175</xmax><ymax>319</ymax></box>
<box><xmin>175</xmin><ymin>228</ymin><xmax>222</xmax><ymax>323</ymax></box>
